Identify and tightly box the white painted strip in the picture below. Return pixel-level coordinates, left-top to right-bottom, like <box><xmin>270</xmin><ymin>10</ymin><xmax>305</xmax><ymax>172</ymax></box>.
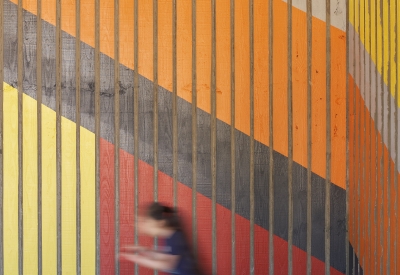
<box><xmin>349</xmin><ymin>24</ymin><xmax>400</xmax><ymax>172</ymax></box>
<box><xmin>281</xmin><ymin>0</ymin><xmax>346</xmax><ymax>31</ymax></box>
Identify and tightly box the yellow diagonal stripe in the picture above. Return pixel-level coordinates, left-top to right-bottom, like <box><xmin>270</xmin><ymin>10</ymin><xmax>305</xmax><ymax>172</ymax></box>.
<box><xmin>350</xmin><ymin>0</ymin><xmax>400</xmax><ymax>106</ymax></box>
<box><xmin>3</xmin><ymin>83</ymin><xmax>19</xmax><ymax>274</ymax></box>
<box><xmin>23</xmin><ymin>90</ymin><xmax>38</xmax><ymax>274</ymax></box>
<box><xmin>3</xmin><ymin>82</ymin><xmax>96</xmax><ymax>274</ymax></box>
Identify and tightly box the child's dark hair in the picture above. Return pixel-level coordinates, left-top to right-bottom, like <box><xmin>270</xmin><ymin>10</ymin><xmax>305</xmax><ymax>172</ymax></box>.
<box><xmin>146</xmin><ymin>202</ymin><xmax>181</xmax><ymax>229</ymax></box>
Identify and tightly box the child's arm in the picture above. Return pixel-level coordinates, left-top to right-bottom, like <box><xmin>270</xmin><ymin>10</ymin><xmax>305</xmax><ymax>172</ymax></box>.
<box><xmin>119</xmin><ymin>251</ymin><xmax>179</xmax><ymax>271</ymax></box>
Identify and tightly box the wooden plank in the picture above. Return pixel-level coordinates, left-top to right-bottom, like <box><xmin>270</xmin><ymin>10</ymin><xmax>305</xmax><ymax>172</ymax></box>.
<box><xmin>268</xmin><ymin>0</ymin><xmax>274</xmax><ymax>272</ymax></box>
<box><xmin>3</xmin><ymin>84</ymin><xmax>19</xmax><ymax>275</ymax></box>
<box><xmin>191</xmin><ymin>0</ymin><xmax>197</xmax><ymax>259</ymax></box>
<box><xmin>60</xmin><ymin>5</ymin><xmax>77</xmax><ymax>275</ymax></box>
<box><xmin>325</xmin><ymin>0</ymin><xmax>331</xmax><ymax>273</ymax></box>
<box><xmin>153</xmin><ymin>0</ymin><xmax>158</xmax><ymax>204</ymax></box>
<box><xmin>17</xmin><ymin>0</ymin><xmax>24</xmax><ymax>273</ymax></box>
<box><xmin>287</xmin><ymin>0</ymin><xmax>293</xmax><ymax>274</ymax></box>
<box><xmin>211</xmin><ymin>0</ymin><xmax>217</xmax><ymax>273</ymax></box>
<box><xmin>55</xmin><ymin>0</ymin><xmax>62</xmax><ymax>273</ymax></box>
<box><xmin>133</xmin><ymin>0</ymin><xmax>139</xmax><ymax>274</ymax></box>
<box><xmin>36</xmin><ymin>0</ymin><xmax>43</xmax><ymax>272</ymax></box>
<box><xmin>230</xmin><ymin>0</ymin><xmax>235</xmax><ymax>273</ymax></box>
<box><xmin>94</xmin><ymin>0</ymin><xmax>101</xmax><ymax>272</ymax></box>
<box><xmin>249</xmin><ymin>0</ymin><xmax>254</xmax><ymax>273</ymax></box>
<box><xmin>306</xmin><ymin>0</ymin><xmax>312</xmax><ymax>274</ymax></box>
<box><xmin>386</xmin><ymin>0</ymin><xmax>392</xmax><ymax>273</ymax></box>
<box><xmin>114</xmin><ymin>0</ymin><xmax>120</xmax><ymax>273</ymax></box>
<box><xmin>75</xmin><ymin>0</ymin><xmax>81</xmax><ymax>273</ymax></box>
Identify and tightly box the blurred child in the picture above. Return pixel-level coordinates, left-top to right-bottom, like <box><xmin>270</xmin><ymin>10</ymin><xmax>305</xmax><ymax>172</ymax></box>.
<box><xmin>120</xmin><ymin>202</ymin><xmax>199</xmax><ymax>275</ymax></box>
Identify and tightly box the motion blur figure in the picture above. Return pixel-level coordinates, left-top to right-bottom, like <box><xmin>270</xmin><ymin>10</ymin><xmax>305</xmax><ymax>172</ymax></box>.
<box><xmin>120</xmin><ymin>202</ymin><xmax>200</xmax><ymax>275</ymax></box>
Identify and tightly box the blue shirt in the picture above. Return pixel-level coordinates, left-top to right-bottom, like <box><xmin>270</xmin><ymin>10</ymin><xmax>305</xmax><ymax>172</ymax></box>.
<box><xmin>164</xmin><ymin>230</ymin><xmax>199</xmax><ymax>275</ymax></box>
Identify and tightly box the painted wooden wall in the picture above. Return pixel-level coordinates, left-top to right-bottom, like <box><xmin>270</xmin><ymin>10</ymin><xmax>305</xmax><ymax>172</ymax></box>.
<box><xmin>0</xmin><ymin>0</ymin><xmax>348</xmax><ymax>274</ymax></box>
<box><xmin>348</xmin><ymin>0</ymin><xmax>400</xmax><ymax>274</ymax></box>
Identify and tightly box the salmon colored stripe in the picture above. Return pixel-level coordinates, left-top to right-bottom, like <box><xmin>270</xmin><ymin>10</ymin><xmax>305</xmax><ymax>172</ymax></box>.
<box><xmin>119</xmin><ymin>149</ymin><xmax>135</xmax><ymax>275</ymax></box>
<box><xmin>12</xmin><ymin>0</ymin><xmax>347</xmax><ymax>189</ymax></box>
<box><xmin>100</xmin><ymin>139</ymin><xmax>115</xmax><ymax>275</ymax></box>
<box><xmin>137</xmin><ymin>148</ymin><xmax>154</xmax><ymax>275</ymax></box>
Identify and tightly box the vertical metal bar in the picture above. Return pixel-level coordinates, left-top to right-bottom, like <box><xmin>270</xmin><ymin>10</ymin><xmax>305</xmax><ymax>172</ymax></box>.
<box><xmin>249</xmin><ymin>0</ymin><xmax>254</xmax><ymax>273</ymax></box>
<box><xmin>191</xmin><ymin>0</ymin><xmax>198</xmax><ymax>258</ymax></box>
<box><xmin>287</xmin><ymin>0</ymin><xmax>293</xmax><ymax>273</ymax></box>
<box><xmin>345</xmin><ymin>0</ymin><xmax>349</xmax><ymax>273</ymax></box>
<box><xmin>268</xmin><ymin>0</ymin><xmax>274</xmax><ymax>271</ymax></box>
<box><xmin>230</xmin><ymin>0</ymin><xmax>235</xmax><ymax>273</ymax></box>
<box><xmin>172</xmin><ymin>0</ymin><xmax>177</xmax><ymax>208</ymax></box>
<box><xmin>325</xmin><ymin>0</ymin><xmax>331</xmax><ymax>273</ymax></box>
<box><xmin>306</xmin><ymin>0</ymin><xmax>312</xmax><ymax>274</ymax></box>
<box><xmin>75</xmin><ymin>0</ymin><xmax>81</xmax><ymax>273</ymax></box>
<box><xmin>133</xmin><ymin>0</ymin><xmax>139</xmax><ymax>273</ymax></box>
<box><xmin>55</xmin><ymin>0</ymin><xmax>62</xmax><ymax>273</ymax></box>
<box><xmin>211</xmin><ymin>0</ymin><xmax>217</xmax><ymax>273</ymax></box>
<box><xmin>17</xmin><ymin>0</ymin><xmax>24</xmax><ymax>273</ymax></box>
<box><xmin>114</xmin><ymin>0</ymin><xmax>120</xmax><ymax>273</ymax></box>
<box><xmin>153</xmin><ymin>1</ymin><xmax>159</xmax><ymax>273</ymax></box>
<box><xmin>94</xmin><ymin>0</ymin><xmax>101</xmax><ymax>272</ymax></box>
<box><xmin>0</xmin><ymin>0</ymin><xmax>4</xmax><ymax>273</ymax></box>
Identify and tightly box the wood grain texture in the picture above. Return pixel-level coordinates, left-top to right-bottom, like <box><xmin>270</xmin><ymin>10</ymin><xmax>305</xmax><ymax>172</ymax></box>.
<box><xmin>17</xmin><ymin>0</ymin><xmax>24</xmax><ymax>273</ymax></box>
<box><xmin>3</xmin><ymin>84</ymin><xmax>19</xmax><ymax>275</ymax></box>
<box><xmin>23</xmin><ymin>92</ymin><xmax>38</xmax><ymax>275</ymax></box>
<box><xmin>36</xmin><ymin>1</ymin><xmax>43</xmax><ymax>272</ymax></box>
